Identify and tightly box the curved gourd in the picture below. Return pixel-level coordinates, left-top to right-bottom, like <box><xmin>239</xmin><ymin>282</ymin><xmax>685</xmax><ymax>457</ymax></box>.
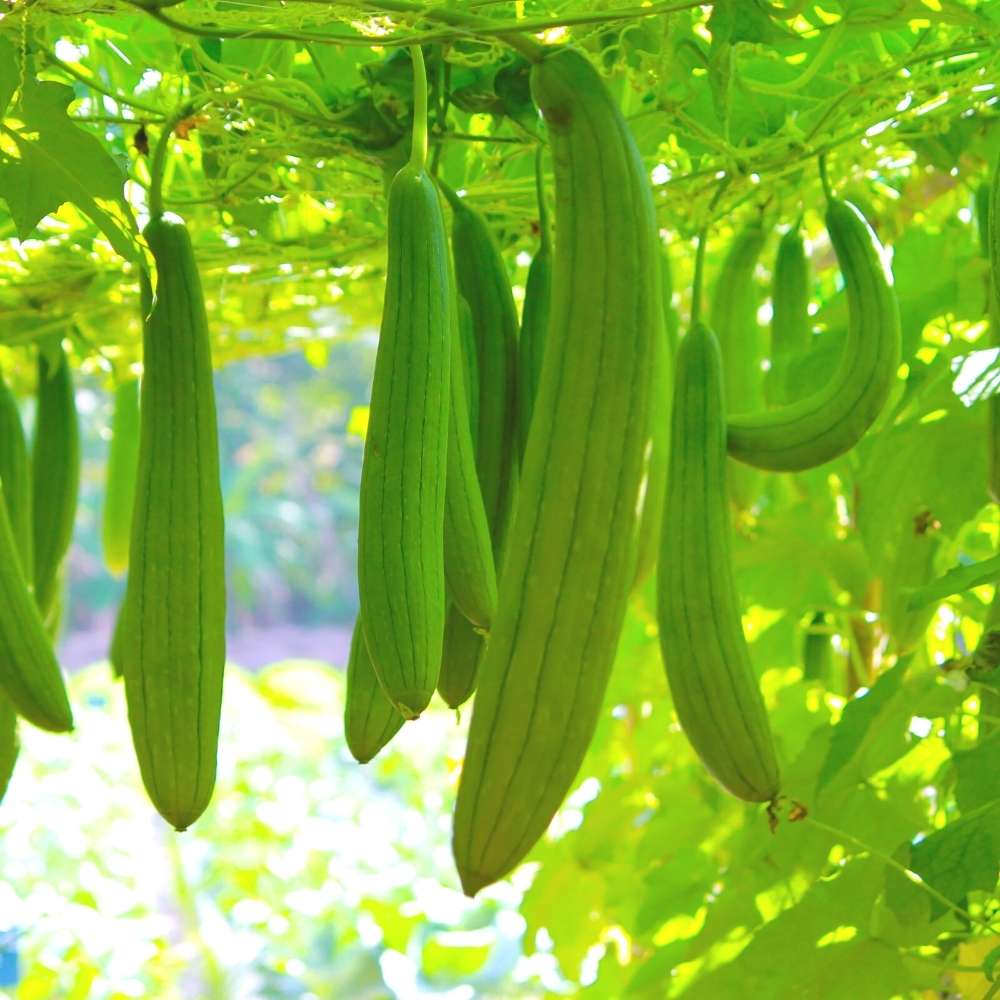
<box><xmin>440</xmin><ymin>184</ymin><xmax>519</xmax><ymax>555</ymax></box>
<box><xmin>32</xmin><ymin>344</ymin><xmax>80</xmax><ymax>619</ymax></box>
<box><xmin>345</xmin><ymin>616</ymin><xmax>403</xmax><ymax>763</ymax></box>
<box><xmin>656</xmin><ymin>322</ymin><xmax>781</xmax><ymax>803</ymax></box>
<box><xmin>102</xmin><ymin>375</ymin><xmax>142</xmax><ymax>577</ymax></box>
<box><xmin>517</xmin><ymin>146</ymin><xmax>553</xmax><ymax>460</ymax></box>
<box><xmin>358</xmin><ymin>49</ymin><xmax>450</xmax><ymax>720</ymax></box>
<box><xmin>452</xmin><ymin>47</ymin><xmax>660</xmax><ymax>896</ymax></box>
<box><xmin>457</xmin><ymin>296</ymin><xmax>479</xmax><ymax>438</ymax></box>
<box><xmin>122</xmin><ymin>212</ymin><xmax>227</xmax><ymax>831</ymax></box>
<box><xmin>0</xmin><ymin>489</ymin><xmax>73</xmax><ymax>732</ymax></box>
<box><xmin>728</xmin><ymin>199</ymin><xmax>901</xmax><ymax>471</ymax></box>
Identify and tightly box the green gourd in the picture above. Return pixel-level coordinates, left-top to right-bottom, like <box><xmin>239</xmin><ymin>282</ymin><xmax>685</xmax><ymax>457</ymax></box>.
<box><xmin>977</xmin><ymin>178</ymin><xmax>1000</xmax><ymax>504</ymax></box>
<box><xmin>102</xmin><ymin>376</ymin><xmax>142</xmax><ymax>577</ymax></box>
<box><xmin>122</xmin><ymin>212</ymin><xmax>227</xmax><ymax>831</ymax></box>
<box><xmin>440</xmin><ymin>183</ymin><xmax>519</xmax><ymax>557</ymax></box>
<box><xmin>990</xmin><ymin>152</ymin><xmax>1000</xmax><ymax>307</ymax></box>
<box><xmin>32</xmin><ymin>343</ymin><xmax>80</xmax><ymax>620</ymax></box>
<box><xmin>657</xmin><ymin>321</ymin><xmax>781</xmax><ymax>803</ymax></box>
<box><xmin>345</xmin><ymin>616</ymin><xmax>403</xmax><ymax>763</ymax></box>
<box><xmin>358</xmin><ymin>48</ymin><xmax>450</xmax><ymax>720</ymax></box>
<box><xmin>0</xmin><ymin>696</ymin><xmax>16</xmax><ymax>804</ymax></box>
<box><xmin>632</xmin><ymin>246</ymin><xmax>674</xmax><ymax>590</ymax></box>
<box><xmin>437</xmin><ymin>604</ymin><xmax>483</xmax><ymax>710</ymax></box>
<box><xmin>0</xmin><ymin>488</ymin><xmax>73</xmax><ymax>732</ymax></box>
<box><xmin>444</xmin><ymin>289</ymin><xmax>498</xmax><ymax>630</ymax></box>
<box><xmin>452</xmin><ymin>48</ymin><xmax>660</xmax><ymax>896</ymax></box>
<box><xmin>0</xmin><ymin>375</ymin><xmax>32</xmax><ymax>584</ymax></box>
<box><xmin>710</xmin><ymin>224</ymin><xmax>767</xmax><ymax>509</ymax></box>
<box><xmin>458</xmin><ymin>296</ymin><xmax>479</xmax><ymax>438</ymax></box>
<box><xmin>517</xmin><ymin>146</ymin><xmax>553</xmax><ymax>461</ymax></box>
<box><xmin>768</xmin><ymin>223</ymin><xmax>812</xmax><ymax>406</ymax></box>
<box><xmin>727</xmin><ymin>199</ymin><xmax>901</xmax><ymax>471</ymax></box>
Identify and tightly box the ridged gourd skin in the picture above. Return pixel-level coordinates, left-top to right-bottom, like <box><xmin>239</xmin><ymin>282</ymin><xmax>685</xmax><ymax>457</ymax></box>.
<box><xmin>727</xmin><ymin>199</ymin><xmax>901</xmax><ymax>471</ymax></box>
<box><xmin>452</xmin><ymin>47</ymin><xmax>660</xmax><ymax>897</ymax></box>
<box><xmin>632</xmin><ymin>247</ymin><xmax>674</xmax><ymax>590</ymax></box>
<box><xmin>122</xmin><ymin>213</ymin><xmax>227</xmax><ymax>831</ymax></box>
<box><xmin>656</xmin><ymin>322</ymin><xmax>781</xmax><ymax>803</ymax></box>
<box><xmin>438</xmin><ymin>309</ymin><xmax>486</xmax><ymax>710</ymax></box>
<box><xmin>32</xmin><ymin>344</ymin><xmax>80</xmax><ymax>620</ymax></box>
<box><xmin>102</xmin><ymin>377</ymin><xmax>142</xmax><ymax>577</ymax></box>
<box><xmin>457</xmin><ymin>296</ymin><xmax>479</xmax><ymax>437</ymax></box>
<box><xmin>516</xmin><ymin>151</ymin><xmax>553</xmax><ymax>461</ymax></box>
<box><xmin>358</xmin><ymin>165</ymin><xmax>450</xmax><ymax>720</ymax></box>
<box><xmin>0</xmin><ymin>376</ymin><xmax>33</xmax><ymax>584</ymax></box>
<box><xmin>0</xmin><ymin>696</ymin><xmax>17</xmax><ymax>804</ymax></box>
<box><xmin>437</xmin><ymin>604</ymin><xmax>483</xmax><ymax>710</ymax></box>
<box><xmin>0</xmin><ymin>483</ymin><xmax>73</xmax><ymax>732</ymax></box>
<box><xmin>768</xmin><ymin>225</ymin><xmax>812</xmax><ymax>406</ymax></box>
<box><xmin>441</xmin><ymin>185</ymin><xmax>519</xmax><ymax>557</ymax></box>
<box><xmin>444</xmin><ymin>292</ymin><xmax>498</xmax><ymax>631</ymax></box>
<box><xmin>709</xmin><ymin>224</ymin><xmax>766</xmax><ymax>509</ymax></box>
<box><xmin>345</xmin><ymin>616</ymin><xmax>403</xmax><ymax>763</ymax></box>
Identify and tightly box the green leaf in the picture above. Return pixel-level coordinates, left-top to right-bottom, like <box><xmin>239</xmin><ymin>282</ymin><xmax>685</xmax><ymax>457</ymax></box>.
<box><xmin>905</xmin><ymin>553</ymin><xmax>1000</xmax><ymax>611</ymax></box>
<box><xmin>952</xmin><ymin>732</ymin><xmax>1000</xmax><ymax>813</ymax></box>
<box><xmin>0</xmin><ymin>38</ymin><xmax>18</xmax><ymax>118</ymax></box>
<box><xmin>818</xmin><ymin>658</ymin><xmax>909</xmax><ymax>789</ymax></box>
<box><xmin>0</xmin><ymin>79</ymin><xmax>135</xmax><ymax>258</ymax></box>
<box><xmin>888</xmin><ymin>801</ymin><xmax>1000</xmax><ymax>921</ymax></box>
<box><xmin>678</xmin><ymin>859</ymin><xmax>916</xmax><ymax>1000</ymax></box>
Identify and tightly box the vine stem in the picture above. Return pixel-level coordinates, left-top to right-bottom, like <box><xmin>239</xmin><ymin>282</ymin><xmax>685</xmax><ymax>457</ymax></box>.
<box><xmin>409</xmin><ymin>46</ymin><xmax>429</xmax><ymax>171</ymax></box>
<box><xmin>802</xmin><ymin>815</ymin><xmax>998</xmax><ymax>932</ymax></box>
<box><xmin>147</xmin><ymin>103</ymin><xmax>197</xmax><ymax>217</ymax></box>
<box><xmin>818</xmin><ymin>155</ymin><xmax>834</xmax><ymax>203</ymax></box>
<box><xmin>690</xmin><ymin>174</ymin><xmax>731</xmax><ymax>326</ymax></box>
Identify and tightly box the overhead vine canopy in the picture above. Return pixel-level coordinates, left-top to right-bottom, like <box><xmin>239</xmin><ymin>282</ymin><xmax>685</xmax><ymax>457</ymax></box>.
<box><xmin>0</xmin><ymin>0</ymin><xmax>997</xmax><ymax>379</ymax></box>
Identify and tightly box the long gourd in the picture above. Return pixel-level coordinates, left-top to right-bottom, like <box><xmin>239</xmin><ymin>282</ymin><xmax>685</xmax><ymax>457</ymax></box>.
<box><xmin>437</xmin><ymin>604</ymin><xmax>483</xmax><ymax>710</ymax></box>
<box><xmin>990</xmin><ymin>152</ymin><xmax>1000</xmax><ymax>308</ymax></box>
<box><xmin>657</xmin><ymin>321</ymin><xmax>781</xmax><ymax>802</ymax></box>
<box><xmin>516</xmin><ymin>146</ymin><xmax>552</xmax><ymax>460</ymax></box>
<box><xmin>632</xmin><ymin>247</ymin><xmax>674</xmax><ymax>590</ymax></box>
<box><xmin>444</xmin><ymin>290</ymin><xmax>498</xmax><ymax>630</ymax></box>
<box><xmin>452</xmin><ymin>47</ymin><xmax>660</xmax><ymax>897</ymax></box>
<box><xmin>102</xmin><ymin>376</ymin><xmax>142</xmax><ymax>577</ymax></box>
<box><xmin>710</xmin><ymin>224</ymin><xmax>766</xmax><ymax>508</ymax></box>
<box><xmin>32</xmin><ymin>344</ymin><xmax>80</xmax><ymax>620</ymax></box>
<box><xmin>358</xmin><ymin>47</ymin><xmax>449</xmax><ymax>720</ymax></box>
<box><xmin>0</xmin><ymin>375</ymin><xmax>32</xmax><ymax>583</ymax></box>
<box><xmin>767</xmin><ymin>223</ymin><xmax>812</xmax><ymax>406</ymax></box>
<box><xmin>122</xmin><ymin>212</ymin><xmax>227</xmax><ymax>831</ymax></box>
<box><xmin>727</xmin><ymin>199</ymin><xmax>901</xmax><ymax>471</ymax></box>
<box><xmin>345</xmin><ymin>616</ymin><xmax>403</xmax><ymax>763</ymax></box>
<box><xmin>441</xmin><ymin>183</ymin><xmax>519</xmax><ymax>556</ymax></box>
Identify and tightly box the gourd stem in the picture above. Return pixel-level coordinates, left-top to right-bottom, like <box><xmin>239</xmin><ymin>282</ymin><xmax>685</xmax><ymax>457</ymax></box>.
<box><xmin>409</xmin><ymin>46</ymin><xmax>430</xmax><ymax>171</ymax></box>
<box><xmin>148</xmin><ymin>104</ymin><xmax>195</xmax><ymax>218</ymax></box>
